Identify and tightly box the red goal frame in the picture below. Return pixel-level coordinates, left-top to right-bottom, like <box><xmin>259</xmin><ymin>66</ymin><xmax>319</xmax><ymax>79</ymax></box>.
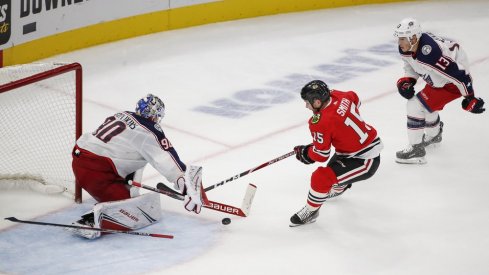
<box><xmin>0</xmin><ymin>62</ymin><xmax>83</xmax><ymax>203</ymax></box>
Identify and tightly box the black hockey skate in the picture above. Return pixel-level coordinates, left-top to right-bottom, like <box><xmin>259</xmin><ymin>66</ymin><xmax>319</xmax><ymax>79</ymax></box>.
<box><xmin>290</xmin><ymin>206</ymin><xmax>320</xmax><ymax>227</ymax></box>
<box><xmin>65</xmin><ymin>212</ymin><xmax>99</xmax><ymax>239</ymax></box>
<box><xmin>395</xmin><ymin>143</ymin><xmax>426</xmax><ymax>164</ymax></box>
<box><xmin>422</xmin><ymin>121</ymin><xmax>444</xmax><ymax>147</ymax></box>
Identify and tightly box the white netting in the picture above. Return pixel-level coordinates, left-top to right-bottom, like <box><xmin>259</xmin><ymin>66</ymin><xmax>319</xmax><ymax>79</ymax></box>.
<box><xmin>0</xmin><ymin>62</ymin><xmax>80</xmax><ymax>198</ymax></box>
<box><xmin>0</xmin><ymin>174</ymin><xmax>66</xmax><ymax>194</ymax></box>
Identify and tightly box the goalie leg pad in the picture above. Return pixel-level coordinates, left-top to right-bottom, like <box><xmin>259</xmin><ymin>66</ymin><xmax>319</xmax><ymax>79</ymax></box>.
<box><xmin>68</xmin><ymin>193</ymin><xmax>162</xmax><ymax>239</ymax></box>
<box><xmin>93</xmin><ymin>193</ymin><xmax>162</xmax><ymax>233</ymax></box>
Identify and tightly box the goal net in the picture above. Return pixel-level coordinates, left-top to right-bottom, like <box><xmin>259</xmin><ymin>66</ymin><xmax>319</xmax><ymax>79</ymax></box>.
<box><xmin>0</xmin><ymin>62</ymin><xmax>83</xmax><ymax>202</ymax></box>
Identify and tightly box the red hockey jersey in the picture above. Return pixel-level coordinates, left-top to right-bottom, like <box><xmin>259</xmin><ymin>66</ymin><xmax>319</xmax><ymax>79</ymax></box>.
<box><xmin>307</xmin><ymin>90</ymin><xmax>383</xmax><ymax>162</ymax></box>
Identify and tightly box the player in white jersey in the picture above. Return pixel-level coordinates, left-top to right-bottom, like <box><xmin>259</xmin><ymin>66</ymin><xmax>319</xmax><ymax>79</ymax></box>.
<box><xmin>393</xmin><ymin>18</ymin><xmax>485</xmax><ymax>164</ymax></box>
<box><xmin>68</xmin><ymin>94</ymin><xmax>206</xmax><ymax>239</ymax></box>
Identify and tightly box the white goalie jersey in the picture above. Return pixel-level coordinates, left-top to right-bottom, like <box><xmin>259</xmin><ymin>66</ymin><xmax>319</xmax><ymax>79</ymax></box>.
<box><xmin>76</xmin><ymin>111</ymin><xmax>186</xmax><ymax>183</ymax></box>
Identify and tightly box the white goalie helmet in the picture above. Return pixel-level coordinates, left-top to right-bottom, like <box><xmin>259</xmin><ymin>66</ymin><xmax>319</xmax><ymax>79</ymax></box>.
<box><xmin>394</xmin><ymin>18</ymin><xmax>422</xmax><ymax>40</ymax></box>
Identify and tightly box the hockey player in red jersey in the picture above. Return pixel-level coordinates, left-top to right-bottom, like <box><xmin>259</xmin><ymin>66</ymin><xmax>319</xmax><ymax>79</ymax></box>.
<box><xmin>291</xmin><ymin>80</ymin><xmax>383</xmax><ymax>226</ymax></box>
<box><xmin>394</xmin><ymin>18</ymin><xmax>485</xmax><ymax>164</ymax></box>
<box><xmin>69</xmin><ymin>94</ymin><xmax>206</xmax><ymax>239</ymax></box>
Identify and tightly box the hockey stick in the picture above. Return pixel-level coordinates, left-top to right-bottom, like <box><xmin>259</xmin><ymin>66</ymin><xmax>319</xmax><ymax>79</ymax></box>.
<box><xmin>4</xmin><ymin>217</ymin><xmax>174</xmax><ymax>239</ymax></box>
<box><xmin>129</xmin><ymin>181</ymin><xmax>184</xmax><ymax>201</ymax></box>
<box><xmin>157</xmin><ymin>182</ymin><xmax>257</xmax><ymax>217</ymax></box>
<box><xmin>128</xmin><ymin>181</ymin><xmax>256</xmax><ymax>217</ymax></box>
<box><xmin>204</xmin><ymin>150</ymin><xmax>295</xmax><ymax>192</ymax></box>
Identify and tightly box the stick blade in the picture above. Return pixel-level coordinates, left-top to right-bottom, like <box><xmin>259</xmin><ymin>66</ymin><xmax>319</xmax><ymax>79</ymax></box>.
<box><xmin>240</xmin><ymin>184</ymin><xmax>257</xmax><ymax>217</ymax></box>
<box><xmin>5</xmin><ymin>217</ymin><xmax>19</xmax><ymax>222</ymax></box>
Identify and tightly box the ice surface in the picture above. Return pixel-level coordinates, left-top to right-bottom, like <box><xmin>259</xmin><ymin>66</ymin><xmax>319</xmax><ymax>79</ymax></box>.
<box><xmin>1</xmin><ymin>1</ymin><xmax>488</xmax><ymax>274</ymax></box>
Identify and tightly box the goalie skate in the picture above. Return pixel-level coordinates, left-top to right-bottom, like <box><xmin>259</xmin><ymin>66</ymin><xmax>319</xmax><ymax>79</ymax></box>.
<box><xmin>422</xmin><ymin>121</ymin><xmax>444</xmax><ymax>147</ymax></box>
<box><xmin>65</xmin><ymin>212</ymin><xmax>100</xmax><ymax>239</ymax></box>
<box><xmin>395</xmin><ymin>143</ymin><xmax>426</xmax><ymax>164</ymax></box>
<box><xmin>289</xmin><ymin>206</ymin><xmax>320</xmax><ymax>227</ymax></box>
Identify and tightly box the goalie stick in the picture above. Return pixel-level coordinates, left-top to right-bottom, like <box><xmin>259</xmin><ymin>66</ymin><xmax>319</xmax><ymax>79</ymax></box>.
<box><xmin>204</xmin><ymin>150</ymin><xmax>295</xmax><ymax>192</ymax></box>
<box><xmin>4</xmin><ymin>217</ymin><xmax>174</xmax><ymax>239</ymax></box>
<box><xmin>129</xmin><ymin>181</ymin><xmax>256</xmax><ymax>217</ymax></box>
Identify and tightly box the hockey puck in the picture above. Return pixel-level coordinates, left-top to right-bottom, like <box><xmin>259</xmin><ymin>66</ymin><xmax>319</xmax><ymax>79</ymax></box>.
<box><xmin>221</xmin><ymin>218</ymin><xmax>231</xmax><ymax>225</ymax></box>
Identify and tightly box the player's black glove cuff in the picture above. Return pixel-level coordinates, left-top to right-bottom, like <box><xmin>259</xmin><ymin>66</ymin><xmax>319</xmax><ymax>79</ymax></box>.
<box><xmin>396</xmin><ymin>77</ymin><xmax>417</xmax><ymax>99</ymax></box>
<box><xmin>462</xmin><ymin>96</ymin><xmax>485</xmax><ymax>114</ymax></box>
<box><xmin>294</xmin><ymin>145</ymin><xmax>315</xmax><ymax>165</ymax></box>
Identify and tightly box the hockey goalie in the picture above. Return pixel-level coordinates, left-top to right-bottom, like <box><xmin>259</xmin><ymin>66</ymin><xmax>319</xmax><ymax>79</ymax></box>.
<box><xmin>68</xmin><ymin>94</ymin><xmax>207</xmax><ymax>239</ymax></box>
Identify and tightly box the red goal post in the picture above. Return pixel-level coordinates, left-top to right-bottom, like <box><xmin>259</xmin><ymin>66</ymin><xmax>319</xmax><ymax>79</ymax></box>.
<box><xmin>0</xmin><ymin>62</ymin><xmax>83</xmax><ymax>203</ymax></box>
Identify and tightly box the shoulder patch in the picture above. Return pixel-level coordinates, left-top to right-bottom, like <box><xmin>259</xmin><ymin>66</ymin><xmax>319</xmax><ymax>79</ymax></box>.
<box><xmin>422</xmin><ymin>45</ymin><xmax>432</xmax><ymax>55</ymax></box>
<box><xmin>311</xmin><ymin>114</ymin><xmax>321</xmax><ymax>124</ymax></box>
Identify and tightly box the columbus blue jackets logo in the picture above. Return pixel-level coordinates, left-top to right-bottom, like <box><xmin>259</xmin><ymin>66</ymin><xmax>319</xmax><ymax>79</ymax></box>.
<box><xmin>422</xmin><ymin>45</ymin><xmax>432</xmax><ymax>55</ymax></box>
<box><xmin>0</xmin><ymin>0</ymin><xmax>11</xmax><ymax>45</ymax></box>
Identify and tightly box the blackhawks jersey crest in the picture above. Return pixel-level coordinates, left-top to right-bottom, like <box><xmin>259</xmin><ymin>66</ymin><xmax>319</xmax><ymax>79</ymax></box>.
<box><xmin>311</xmin><ymin>113</ymin><xmax>321</xmax><ymax>124</ymax></box>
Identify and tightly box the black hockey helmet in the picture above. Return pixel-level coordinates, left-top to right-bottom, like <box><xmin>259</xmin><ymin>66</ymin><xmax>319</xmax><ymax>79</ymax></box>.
<box><xmin>301</xmin><ymin>80</ymin><xmax>330</xmax><ymax>105</ymax></box>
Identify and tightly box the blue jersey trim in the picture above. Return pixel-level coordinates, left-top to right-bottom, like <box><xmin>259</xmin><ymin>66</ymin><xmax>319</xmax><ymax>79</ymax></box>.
<box><xmin>416</xmin><ymin>34</ymin><xmax>473</xmax><ymax>94</ymax></box>
<box><xmin>128</xmin><ymin>112</ymin><xmax>187</xmax><ymax>172</ymax></box>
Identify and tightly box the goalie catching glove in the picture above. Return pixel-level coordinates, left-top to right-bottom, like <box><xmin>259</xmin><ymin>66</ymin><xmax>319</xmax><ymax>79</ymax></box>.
<box><xmin>176</xmin><ymin>165</ymin><xmax>209</xmax><ymax>214</ymax></box>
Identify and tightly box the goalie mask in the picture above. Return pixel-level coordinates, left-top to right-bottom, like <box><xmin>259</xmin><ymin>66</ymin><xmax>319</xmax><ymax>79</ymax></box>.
<box><xmin>135</xmin><ymin>94</ymin><xmax>165</xmax><ymax>123</ymax></box>
<box><xmin>301</xmin><ymin>80</ymin><xmax>331</xmax><ymax>106</ymax></box>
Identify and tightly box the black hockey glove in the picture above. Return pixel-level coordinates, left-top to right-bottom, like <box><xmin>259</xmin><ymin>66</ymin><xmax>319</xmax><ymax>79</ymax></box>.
<box><xmin>462</xmin><ymin>96</ymin><xmax>485</xmax><ymax>114</ymax></box>
<box><xmin>294</xmin><ymin>145</ymin><xmax>315</xmax><ymax>165</ymax></box>
<box><xmin>396</xmin><ymin>77</ymin><xmax>417</xmax><ymax>99</ymax></box>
